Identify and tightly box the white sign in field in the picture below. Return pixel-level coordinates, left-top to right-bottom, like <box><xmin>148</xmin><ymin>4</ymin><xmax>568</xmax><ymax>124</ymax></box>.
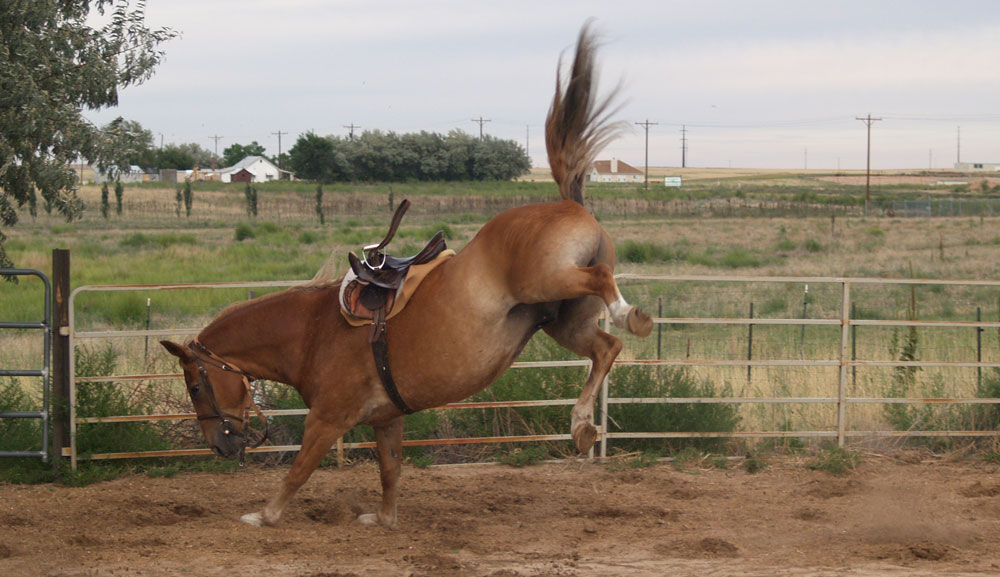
<box><xmin>664</xmin><ymin>176</ymin><xmax>682</xmax><ymax>187</ymax></box>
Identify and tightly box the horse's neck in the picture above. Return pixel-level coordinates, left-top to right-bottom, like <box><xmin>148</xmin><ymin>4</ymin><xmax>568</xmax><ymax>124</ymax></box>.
<box><xmin>198</xmin><ymin>287</ymin><xmax>321</xmax><ymax>384</ymax></box>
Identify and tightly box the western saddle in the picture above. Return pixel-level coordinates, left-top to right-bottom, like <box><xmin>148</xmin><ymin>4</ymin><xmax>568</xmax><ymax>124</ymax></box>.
<box><xmin>343</xmin><ymin>199</ymin><xmax>447</xmax><ymax>414</ymax></box>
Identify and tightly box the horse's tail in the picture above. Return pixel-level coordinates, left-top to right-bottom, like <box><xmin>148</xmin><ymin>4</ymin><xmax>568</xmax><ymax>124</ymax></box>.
<box><xmin>546</xmin><ymin>22</ymin><xmax>624</xmax><ymax>205</ymax></box>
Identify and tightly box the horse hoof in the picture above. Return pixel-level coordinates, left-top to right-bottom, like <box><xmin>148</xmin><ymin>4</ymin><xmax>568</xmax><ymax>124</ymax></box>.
<box><xmin>240</xmin><ymin>512</ymin><xmax>264</xmax><ymax>527</ymax></box>
<box><xmin>627</xmin><ymin>307</ymin><xmax>653</xmax><ymax>338</ymax></box>
<box><xmin>357</xmin><ymin>513</ymin><xmax>379</xmax><ymax>526</ymax></box>
<box><xmin>573</xmin><ymin>422</ymin><xmax>599</xmax><ymax>454</ymax></box>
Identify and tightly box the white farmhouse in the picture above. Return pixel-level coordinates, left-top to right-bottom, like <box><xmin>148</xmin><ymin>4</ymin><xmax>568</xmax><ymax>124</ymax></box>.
<box><xmin>588</xmin><ymin>158</ymin><xmax>643</xmax><ymax>183</ymax></box>
<box><xmin>217</xmin><ymin>156</ymin><xmax>284</xmax><ymax>183</ymax></box>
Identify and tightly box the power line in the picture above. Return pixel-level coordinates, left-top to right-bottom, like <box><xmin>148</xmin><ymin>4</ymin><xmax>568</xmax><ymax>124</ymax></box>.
<box><xmin>856</xmin><ymin>114</ymin><xmax>882</xmax><ymax>217</ymax></box>
<box><xmin>471</xmin><ymin>116</ymin><xmax>491</xmax><ymax>140</ymax></box>
<box><xmin>635</xmin><ymin>119</ymin><xmax>658</xmax><ymax>190</ymax></box>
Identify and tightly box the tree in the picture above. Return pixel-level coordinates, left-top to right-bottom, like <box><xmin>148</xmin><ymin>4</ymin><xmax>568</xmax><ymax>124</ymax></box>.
<box><xmin>101</xmin><ymin>183</ymin><xmax>110</xmax><ymax>219</ymax></box>
<box><xmin>0</xmin><ymin>1</ymin><xmax>176</xmax><ymax>269</ymax></box>
<box><xmin>157</xmin><ymin>142</ymin><xmax>213</xmax><ymax>170</ymax></box>
<box><xmin>289</xmin><ymin>132</ymin><xmax>336</xmax><ymax>182</ymax></box>
<box><xmin>243</xmin><ymin>183</ymin><xmax>258</xmax><ymax>218</ymax></box>
<box><xmin>114</xmin><ymin>181</ymin><xmax>124</xmax><ymax>215</ymax></box>
<box><xmin>222</xmin><ymin>141</ymin><xmax>267</xmax><ymax>168</ymax></box>
<box><xmin>97</xmin><ymin>118</ymin><xmax>157</xmax><ymax>175</ymax></box>
<box><xmin>315</xmin><ymin>184</ymin><xmax>325</xmax><ymax>224</ymax></box>
<box><xmin>183</xmin><ymin>181</ymin><xmax>193</xmax><ymax>218</ymax></box>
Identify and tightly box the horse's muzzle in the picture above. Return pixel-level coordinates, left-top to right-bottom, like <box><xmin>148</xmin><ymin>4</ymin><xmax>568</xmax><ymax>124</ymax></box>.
<box><xmin>209</xmin><ymin>427</ymin><xmax>244</xmax><ymax>459</ymax></box>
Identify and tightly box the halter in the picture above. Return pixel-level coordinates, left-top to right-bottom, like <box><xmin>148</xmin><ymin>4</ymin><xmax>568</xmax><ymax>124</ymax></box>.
<box><xmin>187</xmin><ymin>339</ymin><xmax>269</xmax><ymax>463</ymax></box>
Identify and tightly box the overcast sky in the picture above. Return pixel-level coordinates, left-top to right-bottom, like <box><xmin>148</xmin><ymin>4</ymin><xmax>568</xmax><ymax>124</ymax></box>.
<box><xmin>87</xmin><ymin>0</ymin><xmax>1000</xmax><ymax>171</ymax></box>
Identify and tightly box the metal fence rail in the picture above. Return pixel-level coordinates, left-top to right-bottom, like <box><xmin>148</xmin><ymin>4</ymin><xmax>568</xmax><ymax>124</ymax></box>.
<box><xmin>65</xmin><ymin>274</ymin><xmax>1000</xmax><ymax>468</ymax></box>
<box><xmin>0</xmin><ymin>268</ymin><xmax>51</xmax><ymax>461</ymax></box>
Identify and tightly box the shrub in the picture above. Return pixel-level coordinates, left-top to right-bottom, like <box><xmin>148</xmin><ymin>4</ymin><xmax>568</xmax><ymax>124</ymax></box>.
<box><xmin>774</xmin><ymin>238</ymin><xmax>796</xmax><ymax>252</ymax></box>
<box><xmin>498</xmin><ymin>446</ymin><xmax>547</xmax><ymax>467</ymax></box>
<box><xmin>607</xmin><ymin>366</ymin><xmax>740</xmax><ymax>454</ymax></box>
<box><xmin>619</xmin><ymin>240</ymin><xmax>675</xmax><ymax>264</ymax></box>
<box><xmin>807</xmin><ymin>446</ymin><xmax>861</xmax><ymax>476</ymax></box>
<box><xmin>804</xmin><ymin>238</ymin><xmax>822</xmax><ymax>252</ymax></box>
<box><xmin>74</xmin><ymin>344</ymin><xmax>169</xmax><ymax>457</ymax></box>
<box><xmin>235</xmin><ymin>223</ymin><xmax>255</xmax><ymax>241</ymax></box>
<box><xmin>719</xmin><ymin>247</ymin><xmax>762</xmax><ymax>268</ymax></box>
<box><xmin>0</xmin><ymin>378</ymin><xmax>42</xmax><ymax>454</ymax></box>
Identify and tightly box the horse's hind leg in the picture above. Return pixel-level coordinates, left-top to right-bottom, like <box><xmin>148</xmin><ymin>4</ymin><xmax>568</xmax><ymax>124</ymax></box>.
<box><xmin>357</xmin><ymin>416</ymin><xmax>403</xmax><ymax>529</ymax></box>
<box><xmin>543</xmin><ymin>296</ymin><xmax>623</xmax><ymax>454</ymax></box>
<box><xmin>515</xmin><ymin>232</ymin><xmax>652</xmax><ymax>338</ymax></box>
<box><xmin>241</xmin><ymin>412</ymin><xmax>347</xmax><ymax>527</ymax></box>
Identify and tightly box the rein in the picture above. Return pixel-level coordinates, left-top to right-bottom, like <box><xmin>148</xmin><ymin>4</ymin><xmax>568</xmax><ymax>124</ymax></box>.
<box><xmin>187</xmin><ymin>339</ymin><xmax>269</xmax><ymax>462</ymax></box>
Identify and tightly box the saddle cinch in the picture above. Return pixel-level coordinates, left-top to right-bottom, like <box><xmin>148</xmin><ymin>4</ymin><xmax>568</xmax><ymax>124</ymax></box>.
<box><xmin>339</xmin><ymin>199</ymin><xmax>453</xmax><ymax>343</ymax></box>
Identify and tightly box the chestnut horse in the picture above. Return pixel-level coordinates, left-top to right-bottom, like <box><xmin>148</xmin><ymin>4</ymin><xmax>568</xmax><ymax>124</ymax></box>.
<box><xmin>161</xmin><ymin>25</ymin><xmax>652</xmax><ymax>528</ymax></box>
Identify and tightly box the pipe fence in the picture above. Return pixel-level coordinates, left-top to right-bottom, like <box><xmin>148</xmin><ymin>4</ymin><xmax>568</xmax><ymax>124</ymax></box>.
<box><xmin>64</xmin><ymin>274</ymin><xmax>1000</xmax><ymax>469</ymax></box>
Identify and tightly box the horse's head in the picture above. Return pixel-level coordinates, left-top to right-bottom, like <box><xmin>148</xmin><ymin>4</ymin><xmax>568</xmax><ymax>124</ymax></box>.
<box><xmin>160</xmin><ymin>339</ymin><xmax>261</xmax><ymax>459</ymax></box>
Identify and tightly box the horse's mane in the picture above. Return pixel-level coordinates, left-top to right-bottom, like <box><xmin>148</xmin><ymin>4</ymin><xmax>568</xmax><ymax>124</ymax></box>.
<box><xmin>545</xmin><ymin>22</ymin><xmax>624</xmax><ymax>205</ymax></box>
<box><xmin>210</xmin><ymin>252</ymin><xmax>344</xmax><ymax>322</ymax></box>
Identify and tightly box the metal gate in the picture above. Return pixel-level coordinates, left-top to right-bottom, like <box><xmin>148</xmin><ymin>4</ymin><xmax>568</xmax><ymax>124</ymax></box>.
<box><xmin>0</xmin><ymin>268</ymin><xmax>52</xmax><ymax>461</ymax></box>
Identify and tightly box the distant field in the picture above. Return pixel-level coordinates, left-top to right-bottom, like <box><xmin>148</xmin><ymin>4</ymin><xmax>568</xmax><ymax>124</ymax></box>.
<box><xmin>3</xmin><ymin>175</ymin><xmax>1000</xmax><ymax>447</ymax></box>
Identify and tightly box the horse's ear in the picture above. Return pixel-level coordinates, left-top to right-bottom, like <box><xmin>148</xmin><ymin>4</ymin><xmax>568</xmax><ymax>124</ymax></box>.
<box><xmin>160</xmin><ymin>340</ymin><xmax>192</xmax><ymax>361</ymax></box>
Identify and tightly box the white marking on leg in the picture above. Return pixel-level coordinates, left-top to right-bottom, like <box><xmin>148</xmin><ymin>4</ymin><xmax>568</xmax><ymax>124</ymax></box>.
<box><xmin>240</xmin><ymin>512</ymin><xmax>264</xmax><ymax>527</ymax></box>
<box><xmin>357</xmin><ymin>513</ymin><xmax>379</xmax><ymax>526</ymax></box>
<box><xmin>608</xmin><ymin>295</ymin><xmax>631</xmax><ymax>328</ymax></box>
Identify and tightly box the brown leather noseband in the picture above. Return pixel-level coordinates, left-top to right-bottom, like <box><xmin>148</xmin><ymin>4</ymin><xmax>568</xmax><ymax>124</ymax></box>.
<box><xmin>187</xmin><ymin>339</ymin><xmax>269</xmax><ymax>460</ymax></box>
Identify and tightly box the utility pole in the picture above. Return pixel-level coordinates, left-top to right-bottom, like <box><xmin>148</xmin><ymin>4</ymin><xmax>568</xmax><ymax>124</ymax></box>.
<box><xmin>680</xmin><ymin>125</ymin><xmax>688</xmax><ymax>168</ymax></box>
<box><xmin>525</xmin><ymin>124</ymin><xmax>530</xmax><ymax>158</ymax></box>
<box><xmin>343</xmin><ymin>123</ymin><xmax>361</xmax><ymax>141</ymax></box>
<box><xmin>271</xmin><ymin>130</ymin><xmax>287</xmax><ymax>170</ymax></box>
<box><xmin>635</xmin><ymin>119</ymin><xmax>658</xmax><ymax>190</ymax></box>
<box><xmin>208</xmin><ymin>134</ymin><xmax>224</xmax><ymax>169</ymax></box>
<box><xmin>856</xmin><ymin>114</ymin><xmax>881</xmax><ymax>217</ymax></box>
<box><xmin>471</xmin><ymin>116</ymin><xmax>491</xmax><ymax>140</ymax></box>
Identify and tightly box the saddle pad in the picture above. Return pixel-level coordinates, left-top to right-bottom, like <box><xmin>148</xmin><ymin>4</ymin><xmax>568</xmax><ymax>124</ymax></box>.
<box><xmin>339</xmin><ymin>249</ymin><xmax>455</xmax><ymax>327</ymax></box>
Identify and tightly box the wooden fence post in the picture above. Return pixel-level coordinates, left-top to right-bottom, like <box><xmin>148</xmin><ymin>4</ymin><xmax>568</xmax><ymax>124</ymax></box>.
<box><xmin>51</xmin><ymin>249</ymin><xmax>70</xmax><ymax>468</ymax></box>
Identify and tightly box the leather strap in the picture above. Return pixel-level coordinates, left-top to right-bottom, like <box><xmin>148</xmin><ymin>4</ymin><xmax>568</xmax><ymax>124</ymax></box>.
<box><xmin>370</xmin><ymin>322</ymin><xmax>415</xmax><ymax>415</ymax></box>
<box><xmin>365</xmin><ymin>199</ymin><xmax>411</xmax><ymax>261</ymax></box>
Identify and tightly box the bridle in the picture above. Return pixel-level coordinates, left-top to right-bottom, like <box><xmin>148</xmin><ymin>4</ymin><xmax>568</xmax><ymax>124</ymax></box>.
<box><xmin>187</xmin><ymin>339</ymin><xmax>268</xmax><ymax>463</ymax></box>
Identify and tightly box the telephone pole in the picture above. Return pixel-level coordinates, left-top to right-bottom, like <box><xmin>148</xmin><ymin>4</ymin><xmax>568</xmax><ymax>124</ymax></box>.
<box><xmin>856</xmin><ymin>114</ymin><xmax>881</xmax><ymax>216</ymax></box>
<box><xmin>208</xmin><ymin>135</ymin><xmax>223</xmax><ymax>169</ymax></box>
<box><xmin>271</xmin><ymin>130</ymin><xmax>287</xmax><ymax>170</ymax></box>
<box><xmin>635</xmin><ymin>119</ymin><xmax>658</xmax><ymax>190</ymax></box>
<box><xmin>344</xmin><ymin>123</ymin><xmax>361</xmax><ymax>141</ymax></box>
<box><xmin>471</xmin><ymin>116</ymin><xmax>491</xmax><ymax>140</ymax></box>
<box><xmin>680</xmin><ymin>125</ymin><xmax>688</xmax><ymax>168</ymax></box>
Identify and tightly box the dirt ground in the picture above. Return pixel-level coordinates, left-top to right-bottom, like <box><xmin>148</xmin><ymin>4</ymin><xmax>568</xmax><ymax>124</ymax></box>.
<box><xmin>2</xmin><ymin>453</ymin><xmax>1000</xmax><ymax>577</ymax></box>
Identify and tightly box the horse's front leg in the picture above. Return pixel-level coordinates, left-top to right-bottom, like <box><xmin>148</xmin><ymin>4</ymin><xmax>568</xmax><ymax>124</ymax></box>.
<box><xmin>358</xmin><ymin>416</ymin><xmax>403</xmax><ymax>529</ymax></box>
<box><xmin>241</xmin><ymin>412</ymin><xmax>346</xmax><ymax>527</ymax></box>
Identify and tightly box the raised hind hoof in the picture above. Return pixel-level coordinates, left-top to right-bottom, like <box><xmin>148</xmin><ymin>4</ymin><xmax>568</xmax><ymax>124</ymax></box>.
<box><xmin>573</xmin><ymin>422</ymin><xmax>599</xmax><ymax>454</ymax></box>
<box><xmin>240</xmin><ymin>512</ymin><xmax>265</xmax><ymax>527</ymax></box>
<box><xmin>627</xmin><ymin>307</ymin><xmax>653</xmax><ymax>338</ymax></box>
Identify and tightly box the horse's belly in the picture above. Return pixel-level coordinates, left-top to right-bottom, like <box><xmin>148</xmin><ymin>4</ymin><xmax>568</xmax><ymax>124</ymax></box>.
<box><xmin>388</xmin><ymin>303</ymin><xmax>540</xmax><ymax>409</ymax></box>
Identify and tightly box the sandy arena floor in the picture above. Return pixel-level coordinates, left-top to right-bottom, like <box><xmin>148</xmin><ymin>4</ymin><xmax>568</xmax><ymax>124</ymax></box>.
<box><xmin>2</xmin><ymin>453</ymin><xmax>1000</xmax><ymax>576</ymax></box>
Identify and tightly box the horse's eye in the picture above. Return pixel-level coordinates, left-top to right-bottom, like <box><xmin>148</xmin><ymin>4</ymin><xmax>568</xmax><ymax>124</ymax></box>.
<box><xmin>189</xmin><ymin>385</ymin><xmax>200</xmax><ymax>397</ymax></box>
